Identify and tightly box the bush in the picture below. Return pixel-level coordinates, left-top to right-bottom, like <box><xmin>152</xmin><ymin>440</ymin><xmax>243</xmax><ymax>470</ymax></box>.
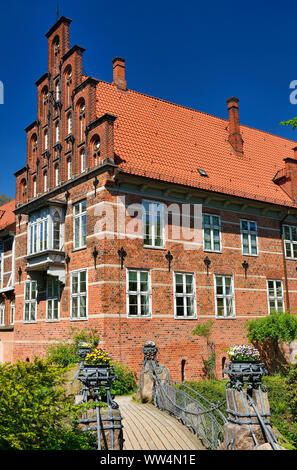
<box><xmin>0</xmin><ymin>359</ymin><xmax>95</xmax><ymax>450</ymax></box>
<box><xmin>245</xmin><ymin>311</ymin><xmax>297</xmax><ymax>373</ymax></box>
<box><xmin>46</xmin><ymin>328</ymin><xmax>100</xmax><ymax>367</ymax></box>
<box><xmin>182</xmin><ymin>379</ymin><xmax>227</xmax><ymax>413</ymax></box>
<box><xmin>183</xmin><ymin>374</ymin><xmax>297</xmax><ymax>449</ymax></box>
<box><xmin>111</xmin><ymin>362</ymin><xmax>138</xmax><ymax>396</ymax></box>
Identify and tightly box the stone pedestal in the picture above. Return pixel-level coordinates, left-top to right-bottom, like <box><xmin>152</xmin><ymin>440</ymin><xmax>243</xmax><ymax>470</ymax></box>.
<box><xmin>222</xmin><ymin>388</ymin><xmax>284</xmax><ymax>450</ymax></box>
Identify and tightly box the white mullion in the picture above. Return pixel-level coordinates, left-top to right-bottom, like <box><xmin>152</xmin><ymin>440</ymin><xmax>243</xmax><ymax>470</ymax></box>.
<box><xmin>183</xmin><ymin>274</ymin><xmax>186</xmax><ymax>316</ymax></box>
<box><xmin>151</xmin><ymin>205</ymin><xmax>155</xmax><ymax>246</ymax></box>
<box><xmin>137</xmin><ymin>271</ymin><xmax>141</xmax><ymax>316</ymax></box>
<box><xmin>223</xmin><ymin>276</ymin><xmax>226</xmax><ymax>317</ymax></box>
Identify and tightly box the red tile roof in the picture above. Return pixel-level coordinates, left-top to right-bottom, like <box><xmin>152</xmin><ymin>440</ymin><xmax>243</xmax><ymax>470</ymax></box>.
<box><xmin>0</xmin><ymin>200</ymin><xmax>15</xmax><ymax>232</ymax></box>
<box><xmin>95</xmin><ymin>80</ymin><xmax>297</xmax><ymax>207</ymax></box>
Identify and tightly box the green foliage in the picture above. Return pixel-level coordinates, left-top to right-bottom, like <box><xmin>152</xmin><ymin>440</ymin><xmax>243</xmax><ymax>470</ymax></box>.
<box><xmin>111</xmin><ymin>362</ymin><xmax>138</xmax><ymax>396</ymax></box>
<box><xmin>245</xmin><ymin>311</ymin><xmax>297</xmax><ymax>344</ymax></box>
<box><xmin>46</xmin><ymin>327</ymin><xmax>100</xmax><ymax>367</ymax></box>
<box><xmin>0</xmin><ymin>358</ymin><xmax>95</xmax><ymax>450</ymax></box>
<box><xmin>192</xmin><ymin>320</ymin><xmax>214</xmax><ymax>339</ymax></box>
<box><xmin>280</xmin><ymin>117</ymin><xmax>297</xmax><ymax>130</ymax></box>
<box><xmin>46</xmin><ymin>329</ymin><xmax>137</xmax><ymax>397</ymax></box>
<box><xmin>263</xmin><ymin>372</ymin><xmax>297</xmax><ymax>449</ymax></box>
<box><xmin>183</xmin><ymin>373</ymin><xmax>297</xmax><ymax>449</ymax></box>
<box><xmin>192</xmin><ymin>320</ymin><xmax>217</xmax><ymax>380</ymax></box>
<box><xmin>182</xmin><ymin>379</ymin><xmax>227</xmax><ymax>412</ymax></box>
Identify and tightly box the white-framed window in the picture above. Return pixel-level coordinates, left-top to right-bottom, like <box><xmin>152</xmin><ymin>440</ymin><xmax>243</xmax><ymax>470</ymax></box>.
<box><xmin>283</xmin><ymin>225</ymin><xmax>297</xmax><ymax>259</ymax></box>
<box><xmin>55</xmin><ymin>121</ymin><xmax>60</xmax><ymax>143</ymax></box>
<box><xmin>28</xmin><ymin>208</ymin><xmax>49</xmax><ymax>254</ymax></box>
<box><xmin>24</xmin><ymin>281</ymin><xmax>37</xmax><ymax>322</ymax></box>
<box><xmin>28</xmin><ymin>207</ymin><xmax>64</xmax><ymax>255</ymax></box>
<box><xmin>93</xmin><ymin>138</ymin><xmax>100</xmax><ymax>165</ymax></box>
<box><xmin>67</xmin><ymin>158</ymin><xmax>72</xmax><ymax>180</ymax></box>
<box><xmin>46</xmin><ymin>276</ymin><xmax>60</xmax><ymax>321</ymax></box>
<box><xmin>240</xmin><ymin>219</ymin><xmax>258</xmax><ymax>256</ymax></box>
<box><xmin>44</xmin><ymin>129</ymin><xmax>48</xmax><ymax>150</ymax></box>
<box><xmin>71</xmin><ymin>270</ymin><xmax>87</xmax><ymax>320</ymax></box>
<box><xmin>214</xmin><ymin>275</ymin><xmax>235</xmax><ymax>318</ymax></box>
<box><xmin>33</xmin><ymin>177</ymin><xmax>37</xmax><ymax>198</ymax></box>
<box><xmin>174</xmin><ymin>272</ymin><xmax>196</xmax><ymax>319</ymax></box>
<box><xmin>73</xmin><ymin>200</ymin><xmax>87</xmax><ymax>249</ymax></box>
<box><xmin>126</xmin><ymin>269</ymin><xmax>151</xmax><ymax>317</ymax></box>
<box><xmin>55</xmin><ymin>80</ymin><xmax>60</xmax><ymax>101</ymax></box>
<box><xmin>267</xmin><ymin>279</ymin><xmax>284</xmax><ymax>313</ymax></box>
<box><xmin>10</xmin><ymin>299</ymin><xmax>15</xmax><ymax>325</ymax></box>
<box><xmin>81</xmin><ymin>149</ymin><xmax>86</xmax><ymax>172</ymax></box>
<box><xmin>44</xmin><ymin>171</ymin><xmax>48</xmax><ymax>192</ymax></box>
<box><xmin>79</xmin><ymin>102</ymin><xmax>85</xmax><ymax>141</ymax></box>
<box><xmin>55</xmin><ymin>165</ymin><xmax>59</xmax><ymax>186</ymax></box>
<box><xmin>203</xmin><ymin>214</ymin><xmax>221</xmax><ymax>252</ymax></box>
<box><xmin>52</xmin><ymin>211</ymin><xmax>61</xmax><ymax>250</ymax></box>
<box><xmin>67</xmin><ymin>113</ymin><xmax>72</xmax><ymax>135</ymax></box>
<box><xmin>142</xmin><ymin>200</ymin><xmax>165</xmax><ymax>248</ymax></box>
<box><xmin>0</xmin><ymin>301</ymin><xmax>5</xmax><ymax>326</ymax></box>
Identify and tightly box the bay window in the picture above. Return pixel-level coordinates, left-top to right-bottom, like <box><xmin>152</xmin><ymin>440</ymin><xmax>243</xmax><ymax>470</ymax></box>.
<box><xmin>28</xmin><ymin>206</ymin><xmax>64</xmax><ymax>255</ymax></box>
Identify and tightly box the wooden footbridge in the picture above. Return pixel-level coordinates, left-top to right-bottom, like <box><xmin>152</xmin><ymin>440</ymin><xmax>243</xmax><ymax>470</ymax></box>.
<box><xmin>117</xmin><ymin>395</ymin><xmax>206</xmax><ymax>451</ymax></box>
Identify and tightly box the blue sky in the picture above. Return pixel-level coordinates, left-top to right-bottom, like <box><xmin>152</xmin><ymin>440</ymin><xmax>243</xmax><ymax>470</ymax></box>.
<box><xmin>1</xmin><ymin>0</ymin><xmax>297</xmax><ymax>198</ymax></box>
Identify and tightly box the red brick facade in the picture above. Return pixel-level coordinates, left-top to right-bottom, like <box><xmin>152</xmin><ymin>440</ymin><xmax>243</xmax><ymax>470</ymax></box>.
<box><xmin>2</xmin><ymin>17</ymin><xmax>297</xmax><ymax>381</ymax></box>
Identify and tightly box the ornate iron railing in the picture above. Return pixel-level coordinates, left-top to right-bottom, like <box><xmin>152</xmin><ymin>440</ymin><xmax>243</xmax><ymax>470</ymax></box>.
<box><xmin>142</xmin><ymin>343</ymin><xmax>227</xmax><ymax>450</ymax></box>
<box><xmin>222</xmin><ymin>361</ymin><xmax>281</xmax><ymax>450</ymax></box>
<box><xmin>73</xmin><ymin>343</ymin><xmax>123</xmax><ymax>450</ymax></box>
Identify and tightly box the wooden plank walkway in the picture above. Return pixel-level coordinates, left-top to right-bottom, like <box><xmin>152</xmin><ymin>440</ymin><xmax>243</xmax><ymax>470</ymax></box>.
<box><xmin>116</xmin><ymin>395</ymin><xmax>206</xmax><ymax>451</ymax></box>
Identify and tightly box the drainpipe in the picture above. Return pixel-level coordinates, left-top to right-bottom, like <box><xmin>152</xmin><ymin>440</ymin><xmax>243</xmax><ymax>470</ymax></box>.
<box><xmin>280</xmin><ymin>212</ymin><xmax>291</xmax><ymax>312</ymax></box>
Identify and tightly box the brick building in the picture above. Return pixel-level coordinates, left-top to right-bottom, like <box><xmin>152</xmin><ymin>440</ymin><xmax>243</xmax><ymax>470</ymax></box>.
<box><xmin>0</xmin><ymin>200</ymin><xmax>15</xmax><ymax>362</ymax></box>
<box><xmin>2</xmin><ymin>16</ymin><xmax>297</xmax><ymax>380</ymax></box>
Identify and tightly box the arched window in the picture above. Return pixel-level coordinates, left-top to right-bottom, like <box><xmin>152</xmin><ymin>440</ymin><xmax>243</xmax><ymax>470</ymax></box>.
<box><xmin>55</xmin><ymin>120</ymin><xmax>60</xmax><ymax>143</ymax></box>
<box><xmin>53</xmin><ymin>211</ymin><xmax>61</xmax><ymax>250</ymax></box>
<box><xmin>67</xmin><ymin>113</ymin><xmax>72</xmax><ymax>135</ymax></box>
<box><xmin>55</xmin><ymin>80</ymin><xmax>60</xmax><ymax>102</ymax></box>
<box><xmin>81</xmin><ymin>149</ymin><xmax>86</xmax><ymax>173</ymax></box>
<box><xmin>53</xmin><ymin>35</ymin><xmax>60</xmax><ymax>56</ymax></box>
<box><xmin>20</xmin><ymin>178</ymin><xmax>27</xmax><ymax>203</ymax></box>
<box><xmin>65</xmin><ymin>66</ymin><xmax>72</xmax><ymax>106</ymax></box>
<box><xmin>93</xmin><ymin>137</ymin><xmax>100</xmax><ymax>165</ymax></box>
<box><xmin>42</xmin><ymin>86</ymin><xmax>49</xmax><ymax>120</ymax></box>
<box><xmin>31</xmin><ymin>134</ymin><xmax>37</xmax><ymax>156</ymax></box>
<box><xmin>44</xmin><ymin>171</ymin><xmax>48</xmax><ymax>192</ymax></box>
<box><xmin>67</xmin><ymin>158</ymin><xmax>72</xmax><ymax>180</ymax></box>
<box><xmin>44</xmin><ymin>129</ymin><xmax>48</xmax><ymax>150</ymax></box>
<box><xmin>77</xmin><ymin>100</ymin><xmax>85</xmax><ymax>142</ymax></box>
<box><xmin>33</xmin><ymin>177</ymin><xmax>37</xmax><ymax>198</ymax></box>
<box><xmin>55</xmin><ymin>164</ymin><xmax>59</xmax><ymax>186</ymax></box>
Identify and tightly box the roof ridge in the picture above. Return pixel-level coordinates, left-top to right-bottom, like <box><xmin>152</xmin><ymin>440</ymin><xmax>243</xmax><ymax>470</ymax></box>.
<box><xmin>95</xmin><ymin>78</ymin><xmax>297</xmax><ymax>145</ymax></box>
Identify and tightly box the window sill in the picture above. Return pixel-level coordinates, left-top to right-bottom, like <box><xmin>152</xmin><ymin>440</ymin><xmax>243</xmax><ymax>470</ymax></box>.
<box><xmin>127</xmin><ymin>315</ymin><xmax>152</xmax><ymax>319</ymax></box>
<box><xmin>215</xmin><ymin>316</ymin><xmax>236</xmax><ymax>320</ymax></box>
<box><xmin>143</xmin><ymin>244</ymin><xmax>166</xmax><ymax>251</ymax></box>
<box><xmin>242</xmin><ymin>253</ymin><xmax>259</xmax><ymax>257</ymax></box>
<box><xmin>72</xmin><ymin>246</ymin><xmax>87</xmax><ymax>253</ymax></box>
<box><xmin>0</xmin><ymin>325</ymin><xmax>13</xmax><ymax>331</ymax></box>
<box><xmin>174</xmin><ymin>316</ymin><xmax>197</xmax><ymax>320</ymax></box>
<box><xmin>70</xmin><ymin>317</ymin><xmax>88</xmax><ymax>321</ymax></box>
<box><xmin>203</xmin><ymin>249</ymin><xmax>222</xmax><ymax>254</ymax></box>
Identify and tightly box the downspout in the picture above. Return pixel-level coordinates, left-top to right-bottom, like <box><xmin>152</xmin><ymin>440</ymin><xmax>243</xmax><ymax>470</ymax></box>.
<box><xmin>280</xmin><ymin>211</ymin><xmax>291</xmax><ymax>312</ymax></box>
